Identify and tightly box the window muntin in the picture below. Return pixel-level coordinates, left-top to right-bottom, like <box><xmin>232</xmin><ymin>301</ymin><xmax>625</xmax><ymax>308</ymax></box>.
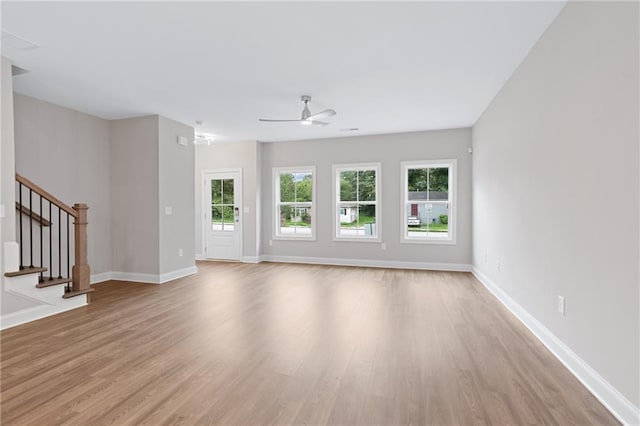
<box><xmin>402</xmin><ymin>160</ymin><xmax>456</xmax><ymax>243</ymax></box>
<box><xmin>333</xmin><ymin>164</ymin><xmax>381</xmax><ymax>240</ymax></box>
<box><xmin>274</xmin><ymin>167</ymin><xmax>315</xmax><ymax>239</ymax></box>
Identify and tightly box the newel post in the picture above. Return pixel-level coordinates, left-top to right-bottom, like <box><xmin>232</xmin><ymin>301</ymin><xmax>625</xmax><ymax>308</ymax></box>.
<box><xmin>72</xmin><ymin>203</ymin><xmax>91</xmax><ymax>293</ymax></box>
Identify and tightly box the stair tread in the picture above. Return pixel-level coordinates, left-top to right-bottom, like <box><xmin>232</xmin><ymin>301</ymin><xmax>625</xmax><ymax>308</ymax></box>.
<box><xmin>62</xmin><ymin>288</ymin><xmax>94</xmax><ymax>299</ymax></box>
<box><xmin>5</xmin><ymin>267</ymin><xmax>47</xmax><ymax>277</ymax></box>
<box><xmin>36</xmin><ymin>277</ymin><xmax>72</xmax><ymax>288</ymax></box>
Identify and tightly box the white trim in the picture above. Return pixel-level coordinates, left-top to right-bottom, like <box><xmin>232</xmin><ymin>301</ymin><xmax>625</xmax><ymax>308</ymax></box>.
<box><xmin>90</xmin><ymin>271</ymin><xmax>112</xmax><ymax>284</ymax></box>
<box><xmin>110</xmin><ymin>271</ymin><xmax>160</xmax><ymax>283</ymax></box>
<box><xmin>273</xmin><ymin>166</ymin><xmax>317</xmax><ymax>241</ymax></box>
<box><xmin>202</xmin><ymin>168</ymin><xmax>244</xmax><ymax>261</ymax></box>
<box><xmin>1</xmin><ymin>303</ymin><xmax>87</xmax><ymax>330</ymax></box>
<box><xmin>332</xmin><ymin>162</ymin><xmax>382</xmax><ymax>242</ymax></box>
<box><xmin>159</xmin><ymin>266</ymin><xmax>198</xmax><ymax>283</ymax></box>
<box><xmin>241</xmin><ymin>256</ymin><xmax>261</xmax><ymax>264</ymax></box>
<box><xmin>260</xmin><ymin>255</ymin><xmax>471</xmax><ymax>272</ymax></box>
<box><xmin>110</xmin><ymin>265</ymin><xmax>198</xmax><ymax>284</ymax></box>
<box><xmin>400</xmin><ymin>159</ymin><xmax>457</xmax><ymax>245</ymax></box>
<box><xmin>471</xmin><ymin>267</ymin><xmax>639</xmax><ymax>426</ymax></box>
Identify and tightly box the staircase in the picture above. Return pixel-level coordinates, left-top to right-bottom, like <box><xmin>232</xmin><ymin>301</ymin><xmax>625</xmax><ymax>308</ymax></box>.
<box><xmin>3</xmin><ymin>174</ymin><xmax>93</xmax><ymax>327</ymax></box>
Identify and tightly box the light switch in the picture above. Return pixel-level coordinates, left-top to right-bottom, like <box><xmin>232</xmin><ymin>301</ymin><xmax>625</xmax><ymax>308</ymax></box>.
<box><xmin>0</xmin><ymin>204</ymin><xmax>5</xmax><ymax>218</ymax></box>
<box><xmin>165</xmin><ymin>206</ymin><xmax>173</xmax><ymax>215</ymax></box>
<box><xmin>243</xmin><ymin>207</ymin><xmax>250</xmax><ymax>214</ymax></box>
<box><xmin>177</xmin><ymin>136</ymin><xmax>188</xmax><ymax>146</ymax></box>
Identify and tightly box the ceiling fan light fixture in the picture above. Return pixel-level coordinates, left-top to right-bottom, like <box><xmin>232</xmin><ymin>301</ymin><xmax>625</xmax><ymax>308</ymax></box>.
<box><xmin>300</xmin><ymin>120</ymin><xmax>312</xmax><ymax>126</ymax></box>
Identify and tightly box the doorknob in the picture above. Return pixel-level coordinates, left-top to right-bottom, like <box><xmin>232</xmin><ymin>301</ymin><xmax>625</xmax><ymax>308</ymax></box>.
<box><xmin>234</xmin><ymin>207</ymin><xmax>240</xmax><ymax>223</ymax></box>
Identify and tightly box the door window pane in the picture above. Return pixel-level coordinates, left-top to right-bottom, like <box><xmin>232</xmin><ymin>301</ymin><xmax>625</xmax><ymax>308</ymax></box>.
<box><xmin>222</xmin><ymin>179</ymin><xmax>234</xmax><ymax>204</ymax></box>
<box><xmin>212</xmin><ymin>179</ymin><xmax>222</xmax><ymax>204</ymax></box>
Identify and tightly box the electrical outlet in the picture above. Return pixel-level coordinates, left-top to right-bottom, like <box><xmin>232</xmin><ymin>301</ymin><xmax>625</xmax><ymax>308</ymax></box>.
<box><xmin>178</xmin><ymin>249</ymin><xmax>183</xmax><ymax>257</ymax></box>
<box><xmin>484</xmin><ymin>252</ymin><xmax>488</xmax><ymax>264</ymax></box>
<box><xmin>269</xmin><ymin>240</ymin><xmax>273</xmax><ymax>246</ymax></box>
<box><xmin>496</xmin><ymin>260</ymin><xmax>501</xmax><ymax>272</ymax></box>
<box><xmin>558</xmin><ymin>296</ymin><xmax>565</xmax><ymax>315</ymax></box>
<box><xmin>381</xmin><ymin>243</ymin><xmax>386</xmax><ymax>250</ymax></box>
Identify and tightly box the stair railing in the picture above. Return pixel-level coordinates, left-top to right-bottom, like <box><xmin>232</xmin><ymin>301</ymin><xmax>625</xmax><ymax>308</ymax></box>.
<box><xmin>15</xmin><ymin>174</ymin><xmax>91</xmax><ymax>297</ymax></box>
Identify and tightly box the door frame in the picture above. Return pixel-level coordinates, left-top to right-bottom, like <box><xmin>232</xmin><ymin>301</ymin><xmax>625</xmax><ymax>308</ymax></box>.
<box><xmin>201</xmin><ymin>168</ymin><xmax>243</xmax><ymax>260</ymax></box>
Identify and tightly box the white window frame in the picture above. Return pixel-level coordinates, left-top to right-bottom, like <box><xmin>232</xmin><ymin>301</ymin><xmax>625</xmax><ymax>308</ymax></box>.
<box><xmin>401</xmin><ymin>159</ymin><xmax>456</xmax><ymax>245</ymax></box>
<box><xmin>273</xmin><ymin>166</ymin><xmax>316</xmax><ymax>241</ymax></box>
<box><xmin>332</xmin><ymin>163</ymin><xmax>382</xmax><ymax>242</ymax></box>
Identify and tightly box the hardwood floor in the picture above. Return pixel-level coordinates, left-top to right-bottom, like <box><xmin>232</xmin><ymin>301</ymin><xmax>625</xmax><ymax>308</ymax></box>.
<box><xmin>1</xmin><ymin>261</ymin><xmax>618</xmax><ymax>425</ymax></box>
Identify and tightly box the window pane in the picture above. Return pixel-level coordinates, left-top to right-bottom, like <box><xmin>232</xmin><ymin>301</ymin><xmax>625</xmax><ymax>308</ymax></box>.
<box><xmin>428</xmin><ymin>168</ymin><xmax>448</xmax><ymax>200</ymax></box>
<box><xmin>408</xmin><ymin>168</ymin><xmax>428</xmax><ymax>193</ymax></box>
<box><xmin>405</xmin><ymin>203</ymin><xmax>449</xmax><ymax>239</ymax></box>
<box><xmin>295</xmin><ymin>172</ymin><xmax>313</xmax><ymax>202</ymax></box>
<box><xmin>339</xmin><ymin>171</ymin><xmax>357</xmax><ymax>201</ymax></box>
<box><xmin>279</xmin><ymin>205</ymin><xmax>312</xmax><ymax>236</ymax></box>
<box><xmin>280</xmin><ymin>173</ymin><xmax>295</xmax><ymax>202</ymax></box>
<box><xmin>212</xmin><ymin>206</ymin><xmax>223</xmax><ymax>231</ymax></box>
<box><xmin>222</xmin><ymin>179</ymin><xmax>234</xmax><ymax>204</ymax></box>
<box><xmin>222</xmin><ymin>206</ymin><xmax>235</xmax><ymax>231</ymax></box>
<box><xmin>212</xmin><ymin>179</ymin><xmax>222</xmax><ymax>204</ymax></box>
<box><xmin>357</xmin><ymin>170</ymin><xmax>376</xmax><ymax>202</ymax></box>
<box><xmin>338</xmin><ymin>204</ymin><xmax>376</xmax><ymax>237</ymax></box>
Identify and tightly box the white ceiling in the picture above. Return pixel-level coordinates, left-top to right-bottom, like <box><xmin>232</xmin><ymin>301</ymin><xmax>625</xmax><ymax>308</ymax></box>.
<box><xmin>2</xmin><ymin>1</ymin><xmax>565</xmax><ymax>142</ymax></box>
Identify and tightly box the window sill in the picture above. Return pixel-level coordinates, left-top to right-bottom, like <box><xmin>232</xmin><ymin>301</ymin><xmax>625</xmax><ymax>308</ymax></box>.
<box><xmin>401</xmin><ymin>238</ymin><xmax>456</xmax><ymax>245</ymax></box>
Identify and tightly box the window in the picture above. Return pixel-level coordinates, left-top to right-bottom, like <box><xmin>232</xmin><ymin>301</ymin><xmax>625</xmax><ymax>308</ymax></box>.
<box><xmin>333</xmin><ymin>163</ymin><xmax>381</xmax><ymax>241</ymax></box>
<box><xmin>274</xmin><ymin>167</ymin><xmax>316</xmax><ymax>239</ymax></box>
<box><xmin>211</xmin><ymin>178</ymin><xmax>235</xmax><ymax>231</ymax></box>
<box><xmin>401</xmin><ymin>160</ymin><xmax>456</xmax><ymax>244</ymax></box>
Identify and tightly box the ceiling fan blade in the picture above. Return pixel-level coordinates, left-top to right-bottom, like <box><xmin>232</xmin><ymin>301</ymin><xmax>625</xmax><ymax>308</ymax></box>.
<box><xmin>258</xmin><ymin>118</ymin><xmax>301</xmax><ymax>122</ymax></box>
<box><xmin>310</xmin><ymin>120</ymin><xmax>330</xmax><ymax>126</ymax></box>
<box><xmin>307</xmin><ymin>109</ymin><xmax>336</xmax><ymax>121</ymax></box>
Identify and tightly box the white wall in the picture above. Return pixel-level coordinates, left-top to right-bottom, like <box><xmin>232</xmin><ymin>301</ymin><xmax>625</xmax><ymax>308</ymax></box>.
<box><xmin>473</xmin><ymin>0</ymin><xmax>639</xmax><ymax>417</ymax></box>
<box><xmin>260</xmin><ymin>129</ymin><xmax>472</xmax><ymax>267</ymax></box>
<box><xmin>194</xmin><ymin>141</ymin><xmax>259</xmax><ymax>260</ymax></box>
<box><xmin>14</xmin><ymin>94</ymin><xmax>112</xmax><ymax>275</ymax></box>
<box><xmin>158</xmin><ymin>116</ymin><xmax>195</xmax><ymax>274</ymax></box>
<box><xmin>110</xmin><ymin>116</ymin><xmax>159</xmax><ymax>275</ymax></box>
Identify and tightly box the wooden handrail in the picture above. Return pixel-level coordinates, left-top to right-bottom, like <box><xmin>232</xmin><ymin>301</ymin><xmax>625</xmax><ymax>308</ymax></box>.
<box><xmin>16</xmin><ymin>174</ymin><xmax>78</xmax><ymax>218</ymax></box>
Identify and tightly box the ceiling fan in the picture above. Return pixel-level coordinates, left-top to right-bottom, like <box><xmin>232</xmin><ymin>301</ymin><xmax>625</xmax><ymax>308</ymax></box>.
<box><xmin>259</xmin><ymin>95</ymin><xmax>336</xmax><ymax>126</ymax></box>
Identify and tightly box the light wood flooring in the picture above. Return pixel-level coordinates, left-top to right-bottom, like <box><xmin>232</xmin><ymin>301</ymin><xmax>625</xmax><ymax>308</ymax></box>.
<box><xmin>1</xmin><ymin>261</ymin><xmax>618</xmax><ymax>425</ymax></box>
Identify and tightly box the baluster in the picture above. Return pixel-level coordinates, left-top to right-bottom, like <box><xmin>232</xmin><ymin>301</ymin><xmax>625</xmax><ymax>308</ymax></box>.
<box><xmin>49</xmin><ymin>200</ymin><xmax>53</xmax><ymax>281</ymax></box>
<box><xmin>19</xmin><ymin>183</ymin><xmax>23</xmax><ymax>270</ymax></box>
<box><xmin>66</xmin><ymin>214</ymin><xmax>70</xmax><ymax>292</ymax></box>
<box><xmin>29</xmin><ymin>188</ymin><xmax>33</xmax><ymax>268</ymax></box>
<box><xmin>39</xmin><ymin>195</ymin><xmax>43</xmax><ymax>282</ymax></box>
<box><xmin>58</xmin><ymin>207</ymin><xmax>62</xmax><ymax>279</ymax></box>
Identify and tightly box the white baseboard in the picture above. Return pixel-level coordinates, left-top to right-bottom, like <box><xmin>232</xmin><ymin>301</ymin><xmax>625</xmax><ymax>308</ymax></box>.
<box><xmin>260</xmin><ymin>255</ymin><xmax>471</xmax><ymax>272</ymax></box>
<box><xmin>0</xmin><ymin>302</ymin><xmax>87</xmax><ymax>330</ymax></box>
<box><xmin>159</xmin><ymin>266</ymin><xmax>198</xmax><ymax>283</ymax></box>
<box><xmin>241</xmin><ymin>256</ymin><xmax>261</xmax><ymax>264</ymax></box>
<box><xmin>471</xmin><ymin>267</ymin><xmax>639</xmax><ymax>426</ymax></box>
<box><xmin>111</xmin><ymin>265</ymin><xmax>198</xmax><ymax>284</ymax></box>
<box><xmin>90</xmin><ymin>271</ymin><xmax>112</xmax><ymax>284</ymax></box>
<box><xmin>195</xmin><ymin>253</ymin><xmax>204</xmax><ymax>260</ymax></box>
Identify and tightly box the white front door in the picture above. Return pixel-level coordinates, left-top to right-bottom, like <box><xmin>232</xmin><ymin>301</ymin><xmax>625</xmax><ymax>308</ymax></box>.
<box><xmin>204</xmin><ymin>170</ymin><xmax>242</xmax><ymax>260</ymax></box>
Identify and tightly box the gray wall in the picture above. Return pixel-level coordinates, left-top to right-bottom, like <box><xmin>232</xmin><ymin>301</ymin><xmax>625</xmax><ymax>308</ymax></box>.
<box><xmin>261</xmin><ymin>129</ymin><xmax>472</xmax><ymax>265</ymax></box>
<box><xmin>1</xmin><ymin>58</ymin><xmax>16</xmax><ymax>245</ymax></box>
<box><xmin>194</xmin><ymin>141</ymin><xmax>259</xmax><ymax>259</ymax></box>
<box><xmin>14</xmin><ymin>94</ymin><xmax>112</xmax><ymax>275</ymax></box>
<box><xmin>158</xmin><ymin>116</ymin><xmax>195</xmax><ymax>274</ymax></box>
<box><xmin>473</xmin><ymin>1</ymin><xmax>639</xmax><ymax>407</ymax></box>
<box><xmin>2</xmin><ymin>57</ymin><xmax>40</xmax><ymax>315</ymax></box>
<box><xmin>110</xmin><ymin>116</ymin><xmax>159</xmax><ymax>275</ymax></box>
